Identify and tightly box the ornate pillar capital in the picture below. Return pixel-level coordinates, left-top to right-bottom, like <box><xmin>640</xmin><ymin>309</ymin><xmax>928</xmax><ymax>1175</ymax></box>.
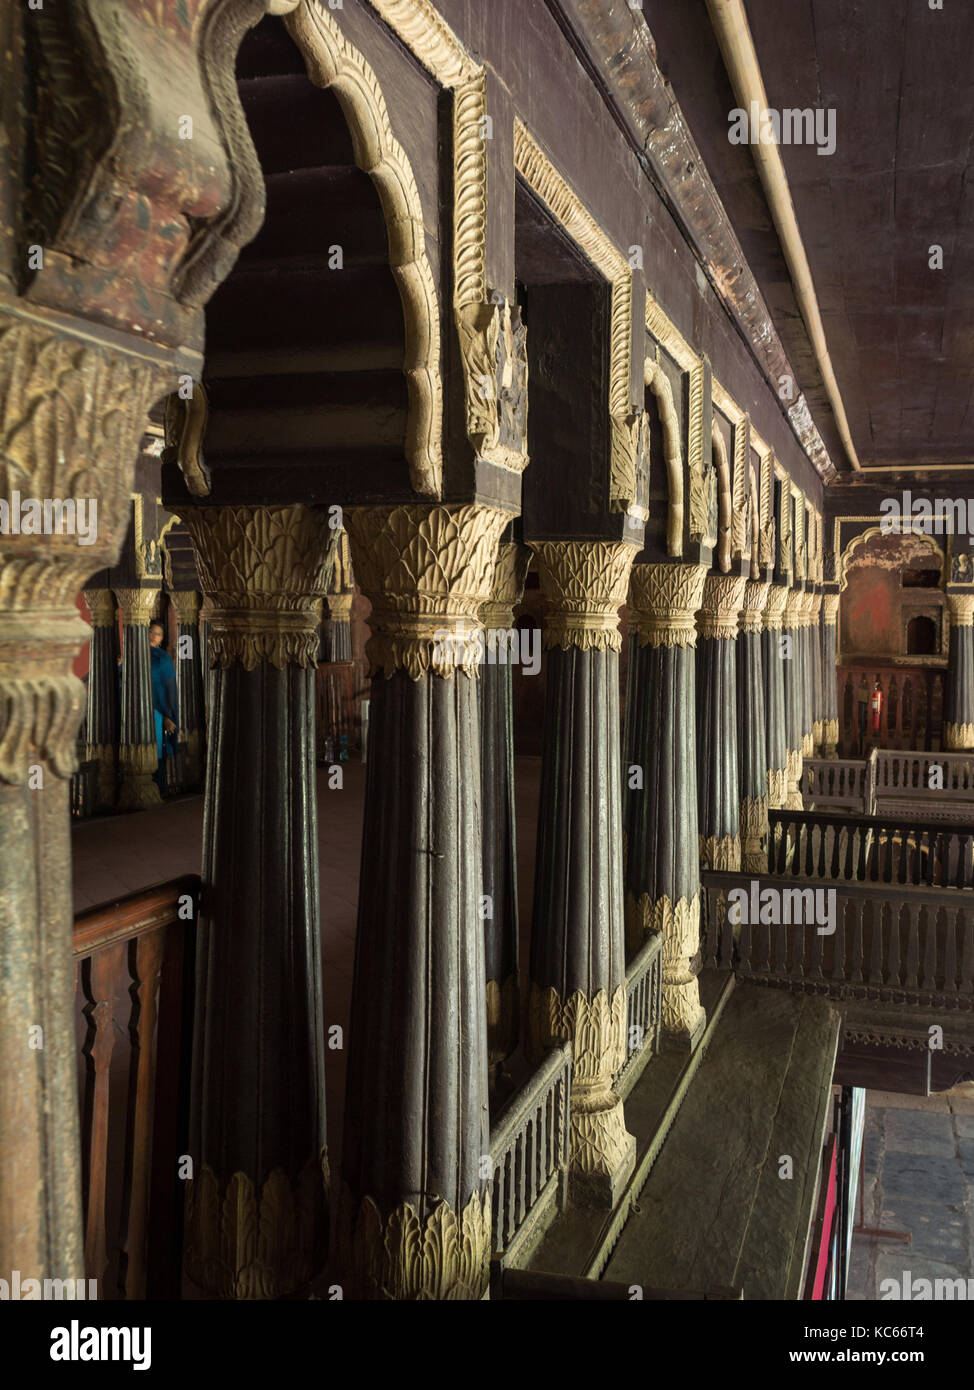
<box><xmin>481</xmin><ymin>541</ymin><xmax>530</xmax><ymax>631</ymax></box>
<box><xmin>326</xmin><ymin>592</ymin><xmax>354</xmax><ymax>624</ymax></box>
<box><xmin>82</xmin><ymin>589</ymin><xmax>116</xmax><ymax>628</ymax></box>
<box><xmin>762</xmin><ymin>583</ymin><xmax>790</xmax><ymax>633</ymax></box>
<box><xmin>180</xmin><ymin>505</ymin><xmax>337</xmax><ymax>671</ymax></box>
<box><xmin>114</xmin><ymin>587</ymin><xmax>159</xmax><ymax>626</ymax></box>
<box><xmin>630</xmin><ymin>562</ymin><xmax>708</xmax><ymax>648</ymax></box>
<box><xmin>822</xmin><ymin>592</ymin><xmax>840</xmax><ymax>625</ymax></box>
<box><xmin>530</xmin><ymin>541</ymin><xmax>635</xmax><ymax>653</ymax></box>
<box><xmin>782</xmin><ymin>589</ymin><xmax>804</xmax><ymax>629</ymax></box>
<box><xmin>697</xmin><ymin>574</ymin><xmax>747</xmax><ymax>639</ymax></box>
<box><xmin>946</xmin><ymin>592</ymin><xmax>974</xmax><ymax>627</ymax></box>
<box><xmin>345</xmin><ymin>504</ymin><xmax>510</xmax><ymax>679</ymax></box>
<box><xmin>170</xmin><ymin>589</ymin><xmax>201</xmax><ymax>625</ymax></box>
<box><xmin>739</xmin><ymin>578</ymin><xmax>770</xmax><ymax>633</ymax></box>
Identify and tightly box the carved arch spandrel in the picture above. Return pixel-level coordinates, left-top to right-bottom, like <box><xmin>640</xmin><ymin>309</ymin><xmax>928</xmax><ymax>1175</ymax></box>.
<box><xmin>285</xmin><ymin>0</ymin><xmax>442</xmax><ymax>498</ymax></box>
<box><xmin>645</xmin><ymin>359</ymin><xmax>683</xmax><ymax>558</ymax></box>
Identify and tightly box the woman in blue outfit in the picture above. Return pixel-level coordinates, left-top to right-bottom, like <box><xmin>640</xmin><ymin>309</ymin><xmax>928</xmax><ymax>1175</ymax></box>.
<box><xmin>149</xmin><ymin>620</ymin><xmax>178</xmax><ymax>792</ymax></box>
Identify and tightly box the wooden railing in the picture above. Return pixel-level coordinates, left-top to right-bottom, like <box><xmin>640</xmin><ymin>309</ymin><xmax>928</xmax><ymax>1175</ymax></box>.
<box><xmin>701</xmin><ymin>871</ymin><xmax>974</xmax><ymax>1012</ymax></box>
<box><xmin>615</xmin><ymin>932</ymin><xmax>663</xmax><ymax>1096</ymax></box>
<box><xmin>875</xmin><ymin>749</ymin><xmax>974</xmax><ymax>805</ymax></box>
<box><xmin>489</xmin><ymin>1041</ymin><xmax>571</xmax><ymax>1264</ymax></box>
<box><xmin>802</xmin><ymin>751</ymin><xmax>877</xmax><ymax>814</ymax></box>
<box><xmin>838</xmin><ymin>662</ymin><xmax>945</xmax><ymax>754</ymax></box>
<box><xmin>769</xmin><ymin>809</ymin><xmax>974</xmax><ymax>890</ymax></box>
<box><xmin>74</xmin><ymin>875</ymin><xmax>198</xmax><ymax>1299</ymax></box>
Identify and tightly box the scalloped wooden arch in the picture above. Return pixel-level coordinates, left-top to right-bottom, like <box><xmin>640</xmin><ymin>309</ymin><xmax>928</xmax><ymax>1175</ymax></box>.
<box><xmin>645</xmin><ymin>360</ymin><xmax>684</xmax><ymax>558</ymax></box>
<box><xmin>838</xmin><ymin>524</ymin><xmax>945</xmax><ymax>593</ymax></box>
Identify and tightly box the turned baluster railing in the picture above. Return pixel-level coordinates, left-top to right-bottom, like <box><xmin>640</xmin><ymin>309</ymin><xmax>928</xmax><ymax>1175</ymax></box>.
<box><xmin>615</xmin><ymin>931</ymin><xmax>663</xmax><ymax>1096</ymax></box>
<box><xmin>769</xmin><ymin>809</ymin><xmax>974</xmax><ymax>890</ymax></box>
<box><xmin>74</xmin><ymin>875</ymin><xmax>199</xmax><ymax>1299</ymax></box>
<box><xmin>489</xmin><ymin>1042</ymin><xmax>572</xmax><ymax>1260</ymax></box>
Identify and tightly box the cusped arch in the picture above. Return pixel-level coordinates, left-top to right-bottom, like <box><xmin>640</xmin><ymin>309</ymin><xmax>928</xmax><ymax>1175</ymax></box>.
<box><xmin>839</xmin><ymin>525</ymin><xmax>944</xmax><ymax>592</ymax></box>
<box><xmin>286</xmin><ymin>0</ymin><xmax>442</xmax><ymax>497</ymax></box>
<box><xmin>710</xmin><ymin>421</ymin><xmax>732</xmax><ymax>573</ymax></box>
<box><xmin>645</xmin><ymin>359</ymin><xmax>683</xmax><ymax>557</ymax></box>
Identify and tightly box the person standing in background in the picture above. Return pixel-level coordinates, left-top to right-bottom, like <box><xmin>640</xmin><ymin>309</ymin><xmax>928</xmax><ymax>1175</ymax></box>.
<box><xmin>149</xmin><ymin>619</ymin><xmax>178</xmax><ymax>793</ymax></box>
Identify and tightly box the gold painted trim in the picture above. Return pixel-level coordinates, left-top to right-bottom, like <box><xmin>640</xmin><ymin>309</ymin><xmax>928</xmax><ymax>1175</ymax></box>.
<box><xmin>645</xmin><ymin>288</ymin><xmax>709</xmax><ymax>543</ymax></box>
<box><xmin>366</xmin><ymin>0</ymin><xmax>478</xmax><ymax>86</ymax></box>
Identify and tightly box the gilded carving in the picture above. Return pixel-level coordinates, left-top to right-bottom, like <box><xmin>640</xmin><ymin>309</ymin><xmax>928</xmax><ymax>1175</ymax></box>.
<box><xmin>944</xmin><ymin>722</ymin><xmax>974</xmax><ymax>751</ymax></box>
<box><xmin>822</xmin><ymin>718</ymin><xmax>839</xmax><ymax>756</ymax></box>
<box><xmin>697</xmin><ymin>574</ymin><xmax>747</xmax><ymax>639</ymax></box>
<box><xmin>366</xmin><ymin>0</ymin><xmax>478</xmax><ymax>86</ymax></box>
<box><xmin>336</xmin><ymin>1181</ymin><xmax>490</xmax><ymax>1301</ymax></box>
<box><xmin>180</xmin><ymin>506</ymin><xmax>339</xmax><ymax>671</ymax></box>
<box><xmin>762</xmin><ymin>583</ymin><xmax>789</xmax><ymax>632</ymax></box>
<box><xmin>287</xmin><ymin>1</ymin><xmax>442</xmax><ymax>497</ymax></box>
<box><xmin>740</xmin><ymin>795</ymin><xmax>769</xmax><ymax>872</ymax></box>
<box><xmin>83</xmin><ymin>590</ymin><xmax>116</xmax><ymax>628</ymax></box>
<box><xmin>822</xmin><ymin>593</ymin><xmax>840</xmax><ymax>625</ymax></box>
<box><xmin>164</xmin><ymin>385</ymin><xmax>210</xmax><ymax>499</ymax></box>
<box><xmin>454</xmin><ymin>296</ymin><xmax>529</xmax><ymax>473</ymax></box>
<box><xmin>645</xmin><ymin>360</ymin><xmax>684</xmax><ymax>556</ymax></box>
<box><xmin>344</xmin><ymin>504</ymin><xmax>511</xmax><ymax>679</ymax></box>
<box><xmin>946</xmin><ymin>594</ymin><xmax>974</xmax><ymax>627</ymax></box>
<box><xmin>739</xmin><ymin>578</ymin><xmax>770</xmax><ymax>631</ymax></box>
<box><xmin>184</xmin><ymin>1152</ymin><xmax>330</xmax><ymax>1300</ymax></box>
<box><xmin>628</xmin><ymin>892</ymin><xmax>704</xmax><ymax>1038</ymax></box>
<box><xmin>114</xmin><ymin>588</ymin><xmax>159</xmax><ymax>626</ymax></box>
<box><xmin>530</xmin><ymin>542</ymin><xmax>635</xmax><ymax>653</ymax></box>
<box><xmin>630</xmin><ymin>562</ymin><xmax>708</xmax><ymax>648</ymax></box>
<box><xmin>767</xmin><ymin>766</ymin><xmax>787</xmax><ymax>810</ymax></box>
<box><xmin>645</xmin><ymin>291</ymin><xmax>708</xmax><ymax>542</ymax></box>
<box><xmin>481</xmin><ymin>542</ymin><xmax>530</xmax><ymax>630</ymax></box>
<box><xmin>699</xmin><ymin>833</ymin><xmax>741</xmax><ymax>871</ymax></box>
<box><xmin>170</xmin><ymin>590</ymin><xmax>201</xmax><ymax>626</ymax></box>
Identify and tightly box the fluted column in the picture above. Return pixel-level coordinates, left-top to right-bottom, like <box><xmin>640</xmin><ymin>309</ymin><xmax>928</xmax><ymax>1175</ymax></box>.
<box><xmin>527</xmin><ymin>541</ymin><xmax>637</xmax><ymax>1206</ymax></box>
<box><xmin>944</xmin><ymin>592</ymin><xmax>974</xmax><ymax>750</ymax></box>
<box><xmin>325</xmin><ymin>591</ymin><xmax>353</xmax><ymax>662</ymax></box>
<box><xmin>822</xmin><ymin>592</ymin><xmax>840</xmax><ymax>756</ymax></box>
<box><xmin>82</xmin><ymin>589</ymin><xmax>119</xmax><ymax>809</ymax></box>
<box><xmin>782</xmin><ymin>590</ymin><xmax>805</xmax><ymax>810</ymax></box>
<box><xmin>180</xmin><ymin>505</ymin><xmax>335</xmax><ymax>1299</ymax></box>
<box><xmin>115</xmin><ymin>586</ymin><xmax>162</xmax><ymax>810</ymax></box>
<box><xmin>696</xmin><ymin>575</ymin><xmax>747</xmax><ymax>870</ymax></box>
<box><xmin>337</xmin><ymin>503</ymin><xmax>508</xmax><ymax>1299</ymax></box>
<box><xmin>170</xmin><ymin>589</ymin><xmax>204</xmax><ymax>790</ymax></box>
<box><xmin>762</xmin><ymin>585</ymin><xmax>789</xmax><ymax>810</ymax></box>
<box><xmin>0</xmin><ymin>312</ymin><xmax>163</xmax><ymax>1289</ymax></box>
<box><xmin>480</xmin><ymin>541</ymin><xmax>530</xmax><ymax>1089</ymax></box>
<box><xmin>624</xmin><ymin>562</ymin><xmax>709</xmax><ymax>1049</ymax></box>
<box><xmin>808</xmin><ymin>591</ymin><xmax>824</xmax><ymax>753</ymax></box>
<box><xmin>737</xmin><ymin>580</ymin><xmax>770</xmax><ymax>871</ymax></box>
<box><xmin>800</xmin><ymin>591</ymin><xmax>816</xmax><ymax>759</ymax></box>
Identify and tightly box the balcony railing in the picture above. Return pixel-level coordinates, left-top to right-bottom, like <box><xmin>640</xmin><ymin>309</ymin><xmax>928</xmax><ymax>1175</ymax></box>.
<box><xmin>489</xmin><ymin>1042</ymin><xmax>571</xmax><ymax>1265</ymax></box>
<box><xmin>769</xmin><ymin>808</ymin><xmax>974</xmax><ymax>889</ymax></box>
<box><xmin>615</xmin><ymin>931</ymin><xmax>663</xmax><ymax>1096</ymax></box>
<box><xmin>701</xmin><ymin>870</ymin><xmax>974</xmax><ymax>1013</ymax></box>
<box><xmin>802</xmin><ymin>751</ymin><xmax>877</xmax><ymax>814</ymax></box>
<box><xmin>74</xmin><ymin>875</ymin><xmax>199</xmax><ymax>1299</ymax></box>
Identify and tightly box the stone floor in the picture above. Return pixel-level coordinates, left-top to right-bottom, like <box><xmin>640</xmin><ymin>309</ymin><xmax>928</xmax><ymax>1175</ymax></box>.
<box><xmin>847</xmin><ymin>1084</ymin><xmax>974</xmax><ymax>1298</ymax></box>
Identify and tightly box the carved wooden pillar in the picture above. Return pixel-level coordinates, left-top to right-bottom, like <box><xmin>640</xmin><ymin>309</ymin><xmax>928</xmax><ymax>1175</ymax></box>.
<box><xmin>808</xmin><ymin>591</ymin><xmax>824</xmax><ymax>753</ymax></box>
<box><xmin>337</xmin><ymin>504</ymin><xmax>509</xmax><ymax>1300</ymax></box>
<box><xmin>761</xmin><ymin>584</ymin><xmax>789</xmax><ymax>810</ymax></box>
<box><xmin>114</xmin><ymin>586</ymin><xmax>162</xmax><ymax>810</ymax></box>
<box><xmin>325</xmin><ymin>592</ymin><xmax>353</xmax><ymax>662</ymax></box>
<box><xmin>170</xmin><ymin>589</ymin><xmax>204</xmax><ymax>789</ymax></box>
<box><xmin>781</xmin><ymin>590</ymin><xmax>805</xmax><ymax>810</ymax></box>
<box><xmin>0</xmin><ymin>313</ymin><xmax>163</xmax><ymax>1284</ymax></box>
<box><xmin>479</xmin><ymin>541</ymin><xmax>530</xmax><ymax>1089</ymax></box>
<box><xmin>821</xmin><ymin>592</ymin><xmax>840</xmax><ymax>757</ymax></box>
<box><xmin>528</xmin><ymin>541</ymin><xmax>637</xmax><ymax>1206</ymax></box>
<box><xmin>800</xmin><ymin>591</ymin><xmax>816</xmax><ymax>759</ymax></box>
<box><xmin>82</xmin><ymin>588</ymin><xmax>119</xmax><ymax>809</ymax></box>
<box><xmin>696</xmin><ymin>574</ymin><xmax>746</xmax><ymax>870</ymax></box>
<box><xmin>624</xmin><ymin>562</ymin><xmax>709</xmax><ymax>1049</ymax></box>
<box><xmin>737</xmin><ymin>579</ymin><xmax>769</xmax><ymax>871</ymax></box>
<box><xmin>180</xmin><ymin>505</ymin><xmax>334</xmax><ymax>1300</ymax></box>
<box><xmin>944</xmin><ymin>592</ymin><xmax>974</xmax><ymax>750</ymax></box>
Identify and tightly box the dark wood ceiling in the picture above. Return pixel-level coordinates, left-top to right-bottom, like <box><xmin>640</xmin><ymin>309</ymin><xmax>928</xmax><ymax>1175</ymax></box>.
<box><xmin>643</xmin><ymin>0</ymin><xmax>974</xmax><ymax>475</ymax></box>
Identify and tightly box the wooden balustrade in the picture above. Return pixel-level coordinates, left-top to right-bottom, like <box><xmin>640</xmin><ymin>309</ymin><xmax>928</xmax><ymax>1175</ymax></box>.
<box><xmin>802</xmin><ymin>752</ymin><xmax>876</xmax><ymax>813</ymax></box>
<box><xmin>838</xmin><ymin>663</ymin><xmax>945</xmax><ymax>755</ymax></box>
<box><xmin>769</xmin><ymin>809</ymin><xmax>974</xmax><ymax>889</ymax></box>
<box><xmin>74</xmin><ymin>875</ymin><xmax>199</xmax><ymax>1299</ymax></box>
<box><xmin>701</xmin><ymin>871</ymin><xmax>974</xmax><ymax>1012</ymax></box>
<box><xmin>489</xmin><ymin>1042</ymin><xmax>571</xmax><ymax>1265</ymax></box>
<box><xmin>615</xmin><ymin>932</ymin><xmax>663</xmax><ymax>1097</ymax></box>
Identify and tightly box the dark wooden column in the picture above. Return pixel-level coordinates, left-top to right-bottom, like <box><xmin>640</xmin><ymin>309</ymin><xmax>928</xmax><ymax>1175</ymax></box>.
<box><xmin>821</xmin><ymin>591</ymin><xmax>840</xmax><ymax>756</ymax></box>
<box><xmin>82</xmin><ymin>588</ymin><xmax>119</xmax><ymax>810</ymax></box>
<box><xmin>809</xmin><ymin>591</ymin><xmax>824</xmax><ymax>754</ymax></box>
<box><xmin>782</xmin><ymin>590</ymin><xmax>805</xmax><ymax>810</ymax></box>
<box><xmin>944</xmin><ymin>591</ymin><xmax>974</xmax><ymax>750</ymax></box>
<box><xmin>528</xmin><ymin>541</ymin><xmax>637</xmax><ymax>1205</ymax></box>
<box><xmin>761</xmin><ymin>584</ymin><xmax>789</xmax><ymax>811</ymax></box>
<box><xmin>115</xmin><ymin>586</ymin><xmax>162</xmax><ymax>809</ymax></box>
<box><xmin>737</xmin><ymin>579</ymin><xmax>769</xmax><ymax>871</ymax></box>
<box><xmin>337</xmin><ymin>503</ymin><xmax>509</xmax><ymax>1300</ymax></box>
<box><xmin>696</xmin><ymin>574</ymin><xmax>746</xmax><ymax>870</ymax></box>
<box><xmin>180</xmin><ymin>504</ymin><xmax>335</xmax><ymax>1299</ymax></box>
<box><xmin>325</xmin><ymin>592</ymin><xmax>353</xmax><ymax>661</ymax></box>
<box><xmin>480</xmin><ymin>540</ymin><xmax>530</xmax><ymax>1090</ymax></box>
<box><xmin>799</xmin><ymin>591</ymin><xmax>816</xmax><ymax>761</ymax></box>
<box><xmin>624</xmin><ymin>562</ymin><xmax>708</xmax><ymax>1049</ymax></box>
<box><xmin>171</xmin><ymin>589</ymin><xmax>205</xmax><ymax>790</ymax></box>
<box><xmin>0</xmin><ymin>312</ymin><xmax>164</xmax><ymax>1288</ymax></box>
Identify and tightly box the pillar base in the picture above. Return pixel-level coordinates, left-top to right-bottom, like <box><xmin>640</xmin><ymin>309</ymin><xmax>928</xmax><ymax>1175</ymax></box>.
<box><xmin>661</xmin><ymin>994</ymin><xmax>707</xmax><ymax>1054</ymax></box>
<box><xmin>117</xmin><ymin>752</ymin><xmax>162</xmax><ymax>811</ymax></box>
<box><xmin>569</xmin><ymin>1097</ymin><xmax>636</xmax><ymax>1207</ymax></box>
<box><xmin>943</xmin><ymin>722</ymin><xmax>974</xmax><ymax>751</ymax></box>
